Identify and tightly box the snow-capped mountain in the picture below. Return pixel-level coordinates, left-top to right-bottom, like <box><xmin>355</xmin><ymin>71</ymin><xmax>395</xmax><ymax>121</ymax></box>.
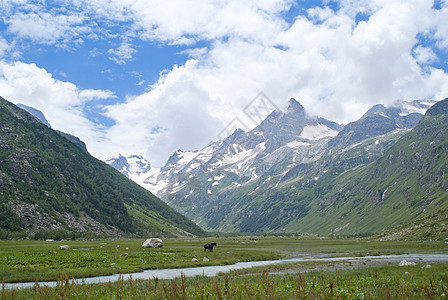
<box><xmin>106</xmin><ymin>98</ymin><xmax>436</xmax><ymax>232</ymax></box>
<box><xmin>142</xmin><ymin>99</ymin><xmax>342</xmax><ymax>196</ymax></box>
<box><xmin>328</xmin><ymin>100</ymin><xmax>435</xmax><ymax>150</ymax></box>
<box><xmin>105</xmin><ymin>154</ymin><xmax>159</xmax><ymax>190</ymax></box>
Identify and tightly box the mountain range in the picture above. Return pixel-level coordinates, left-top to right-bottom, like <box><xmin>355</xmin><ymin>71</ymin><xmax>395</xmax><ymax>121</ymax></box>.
<box><xmin>0</xmin><ymin>96</ymin><xmax>205</xmax><ymax>239</ymax></box>
<box><xmin>107</xmin><ymin>98</ymin><xmax>447</xmax><ymax>238</ymax></box>
<box><xmin>5</xmin><ymin>92</ymin><xmax>445</xmax><ymax>240</ymax></box>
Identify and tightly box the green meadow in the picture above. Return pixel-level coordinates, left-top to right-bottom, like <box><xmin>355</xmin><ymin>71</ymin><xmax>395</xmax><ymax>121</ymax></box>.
<box><xmin>1</xmin><ymin>237</ymin><xmax>448</xmax><ymax>299</ymax></box>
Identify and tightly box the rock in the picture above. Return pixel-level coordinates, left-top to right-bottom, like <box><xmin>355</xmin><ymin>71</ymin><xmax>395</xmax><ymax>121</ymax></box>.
<box><xmin>119</xmin><ymin>253</ymin><xmax>128</xmax><ymax>257</ymax></box>
<box><xmin>422</xmin><ymin>264</ymin><xmax>432</xmax><ymax>269</ymax></box>
<box><xmin>59</xmin><ymin>245</ymin><xmax>69</xmax><ymax>250</ymax></box>
<box><xmin>142</xmin><ymin>238</ymin><xmax>163</xmax><ymax>248</ymax></box>
<box><xmin>399</xmin><ymin>260</ymin><xmax>416</xmax><ymax>266</ymax></box>
<box><xmin>203</xmin><ymin>257</ymin><xmax>209</xmax><ymax>262</ymax></box>
<box><xmin>192</xmin><ymin>258</ymin><xmax>199</xmax><ymax>262</ymax></box>
<box><xmin>46</xmin><ymin>239</ymin><xmax>54</xmax><ymax>242</ymax></box>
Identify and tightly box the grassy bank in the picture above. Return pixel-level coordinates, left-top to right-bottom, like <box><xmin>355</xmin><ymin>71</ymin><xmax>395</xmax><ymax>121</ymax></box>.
<box><xmin>0</xmin><ymin>237</ymin><xmax>446</xmax><ymax>283</ymax></box>
<box><xmin>2</xmin><ymin>263</ymin><xmax>448</xmax><ymax>299</ymax></box>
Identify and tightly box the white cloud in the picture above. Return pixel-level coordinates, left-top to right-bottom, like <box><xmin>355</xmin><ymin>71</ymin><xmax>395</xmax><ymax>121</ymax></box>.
<box><xmin>121</xmin><ymin>0</ymin><xmax>291</xmax><ymax>45</ymax></box>
<box><xmin>6</xmin><ymin>11</ymin><xmax>90</xmax><ymax>46</ymax></box>
<box><xmin>79</xmin><ymin>89</ymin><xmax>116</xmax><ymax>101</ymax></box>
<box><xmin>413</xmin><ymin>45</ymin><xmax>438</xmax><ymax>65</ymax></box>
<box><xmin>0</xmin><ymin>38</ymin><xmax>12</xmax><ymax>58</ymax></box>
<box><xmin>103</xmin><ymin>60</ymin><xmax>223</xmax><ymax>165</ymax></box>
<box><xmin>107</xmin><ymin>43</ymin><xmax>137</xmax><ymax>64</ymax></box>
<box><xmin>433</xmin><ymin>4</ymin><xmax>448</xmax><ymax>49</ymax></box>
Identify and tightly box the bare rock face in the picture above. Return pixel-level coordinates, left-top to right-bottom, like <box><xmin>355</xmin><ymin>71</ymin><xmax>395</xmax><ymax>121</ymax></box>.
<box><xmin>9</xmin><ymin>201</ymin><xmax>122</xmax><ymax>236</ymax></box>
<box><xmin>142</xmin><ymin>238</ymin><xmax>163</xmax><ymax>248</ymax></box>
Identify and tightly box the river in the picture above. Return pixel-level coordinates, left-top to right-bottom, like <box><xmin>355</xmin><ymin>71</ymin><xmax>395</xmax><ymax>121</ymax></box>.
<box><xmin>4</xmin><ymin>254</ymin><xmax>448</xmax><ymax>290</ymax></box>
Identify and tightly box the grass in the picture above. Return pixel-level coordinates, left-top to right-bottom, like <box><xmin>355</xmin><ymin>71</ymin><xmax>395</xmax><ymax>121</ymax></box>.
<box><xmin>0</xmin><ymin>236</ymin><xmax>447</xmax><ymax>284</ymax></box>
<box><xmin>2</xmin><ymin>263</ymin><xmax>448</xmax><ymax>299</ymax></box>
<box><xmin>0</xmin><ymin>237</ymin><xmax>283</xmax><ymax>283</ymax></box>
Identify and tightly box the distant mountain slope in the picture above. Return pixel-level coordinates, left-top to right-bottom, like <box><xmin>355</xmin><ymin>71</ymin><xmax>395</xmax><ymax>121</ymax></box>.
<box><xmin>243</xmin><ymin>98</ymin><xmax>447</xmax><ymax>236</ymax></box>
<box><xmin>0</xmin><ymin>96</ymin><xmax>205</xmax><ymax>238</ymax></box>
<box><xmin>377</xmin><ymin>192</ymin><xmax>448</xmax><ymax>241</ymax></box>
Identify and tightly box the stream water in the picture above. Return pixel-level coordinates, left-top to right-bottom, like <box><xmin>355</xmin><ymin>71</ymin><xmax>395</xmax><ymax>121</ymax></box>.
<box><xmin>4</xmin><ymin>254</ymin><xmax>448</xmax><ymax>290</ymax></box>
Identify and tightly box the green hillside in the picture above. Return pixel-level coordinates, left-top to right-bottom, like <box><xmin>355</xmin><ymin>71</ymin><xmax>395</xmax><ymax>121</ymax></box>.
<box><xmin>376</xmin><ymin>192</ymin><xmax>448</xmax><ymax>241</ymax></box>
<box><xmin>0</xmin><ymin>96</ymin><xmax>205</xmax><ymax>238</ymax></box>
<box><xmin>228</xmin><ymin>98</ymin><xmax>448</xmax><ymax>238</ymax></box>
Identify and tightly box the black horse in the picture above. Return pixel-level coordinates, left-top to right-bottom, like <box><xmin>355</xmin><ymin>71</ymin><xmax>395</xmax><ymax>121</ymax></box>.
<box><xmin>204</xmin><ymin>242</ymin><xmax>217</xmax><ymax>252</ymax></box>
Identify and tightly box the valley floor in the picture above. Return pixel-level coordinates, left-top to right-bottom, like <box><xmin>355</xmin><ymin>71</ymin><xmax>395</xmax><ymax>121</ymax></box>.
<box><xmin>1</xmin><ymin>237</ymin><xmax>447</xmax><ymax>298</ymax></box>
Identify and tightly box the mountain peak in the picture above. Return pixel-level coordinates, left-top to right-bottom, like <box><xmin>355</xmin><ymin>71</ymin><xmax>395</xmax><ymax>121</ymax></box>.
<box><xmin>287</xmin><ymin>98</ymin><xmax>305</xmax><ymax>114</ymax></box>
<box><xmin>364</xmin><ymin>104</ymin><xmax>387</xmax><ymax>117</ymax></box>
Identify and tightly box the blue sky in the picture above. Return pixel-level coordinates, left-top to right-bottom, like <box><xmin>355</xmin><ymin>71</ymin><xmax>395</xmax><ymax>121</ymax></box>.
<box><xmin>1</xmin><ymin>0</ymin><xmax>448</xmax><ymax>167</ymax></box>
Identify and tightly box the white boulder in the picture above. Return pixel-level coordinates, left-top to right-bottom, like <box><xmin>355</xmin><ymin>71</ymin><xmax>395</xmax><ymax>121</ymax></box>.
<box><xmin>59</xmin><ymin>245</ymin><xmax>69</xmax><ymax>250</ymax></box>
<box><xmin>142</xmin><ymin>238</ymin><xmax>163</xmax><ymax>248</ymax></box>
<box><xmin>399</xmin><ymin>260</ymin><xmax>416</xmax><ymax>266</ymax></box>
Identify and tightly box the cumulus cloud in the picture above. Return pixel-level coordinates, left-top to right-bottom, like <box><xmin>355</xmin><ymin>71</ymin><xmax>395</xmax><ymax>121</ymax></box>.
<box><xmin>103</xmin><ymin>60</ymin><xmax>223</xmax><ymax>165</ymax></box>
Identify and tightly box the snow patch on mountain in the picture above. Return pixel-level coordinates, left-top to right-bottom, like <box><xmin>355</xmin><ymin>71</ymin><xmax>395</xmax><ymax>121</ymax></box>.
<box><xmin>135</xmin><ymin>167</ymin><xmax>166</xmax><ymax>194</ymax></box>
<box><xmin>398</xmin><ymin>100</ymin><xmax>435</xmax><ymax>116</ymax></box>
<box><xmin>170</xmin><ymin>182</ymin><xmax>187</xmax><ymax>194</ymax></box>
<box><xmin>217</xmin><ymin>145</ymin><xmax>257</xmax><ymax>166</ymax></box>
<box><xmin>214</xmin><ymin>174</ymin><xmax>225</xmax><ymax>181</ymax></box>
<box><xmin>301</xmin><ymin>124</ymin><xmax>339</xmax><ymax>140</ymax></box>
<box><xmin>286</xmin><ymin>141</ymin><xmax>311</xmax><ymax>148</ymax></box>
<box><xmin>167</xmin><ymin>150</ymin><xmax>197</xmax><ymax>167</ymax></box>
